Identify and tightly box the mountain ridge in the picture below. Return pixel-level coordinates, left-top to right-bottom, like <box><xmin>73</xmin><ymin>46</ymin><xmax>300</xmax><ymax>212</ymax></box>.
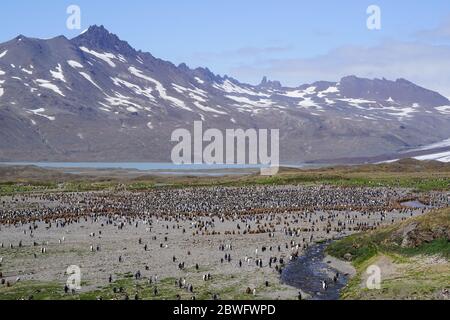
<box><xmin>0</xmin><ymin>25</ymin><xmax>449</xmax><ymax>163</ymax></box>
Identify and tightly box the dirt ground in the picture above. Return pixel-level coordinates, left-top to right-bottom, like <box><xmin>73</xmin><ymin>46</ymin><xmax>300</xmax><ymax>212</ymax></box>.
<box><xmin>0</xmin><ymin>186</ymin><xmax>445</xmax><ymax>300</ymax></box>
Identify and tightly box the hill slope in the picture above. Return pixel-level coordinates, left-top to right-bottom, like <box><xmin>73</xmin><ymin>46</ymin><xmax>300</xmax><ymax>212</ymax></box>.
<box><xmin>327</xmin><ymin>208</ymin><xmax>450</xmax><ymax>300</ymax></box>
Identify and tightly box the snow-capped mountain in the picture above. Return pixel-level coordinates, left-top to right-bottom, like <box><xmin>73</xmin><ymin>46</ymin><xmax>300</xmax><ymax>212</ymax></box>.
<box><xmin>0</xmin><ymin>25</ymin><xmax>449</xmax><ymax>163</ymax></box>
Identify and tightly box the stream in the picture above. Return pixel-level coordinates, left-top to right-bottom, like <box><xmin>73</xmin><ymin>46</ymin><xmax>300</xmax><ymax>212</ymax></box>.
<box><xmin>281</xmin><ymin>242</ymin><xmax>350</xmax><ymax>300</ymax></box>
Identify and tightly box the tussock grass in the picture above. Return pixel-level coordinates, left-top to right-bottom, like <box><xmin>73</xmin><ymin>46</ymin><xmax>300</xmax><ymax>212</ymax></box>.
<box><xmin>326</xmin><ymin>208</ymin><xmax>450</xmax><ymax>299</ymax></box>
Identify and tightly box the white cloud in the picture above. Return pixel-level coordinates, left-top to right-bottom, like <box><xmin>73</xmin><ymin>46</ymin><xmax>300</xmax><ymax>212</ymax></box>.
<box><xmin>230</xmin><ymin>40</ymin><xmax>450</xmax><ymax>96</ymax></box>
<box><xmin>416</xmin><ymin>16</ymin><xmax>450</xmax><ymax>41</ymax></box>
<box><xmin>193</xmin><ymin>45</ymin><xmax>293</xmax><ymax>61</ymax></box>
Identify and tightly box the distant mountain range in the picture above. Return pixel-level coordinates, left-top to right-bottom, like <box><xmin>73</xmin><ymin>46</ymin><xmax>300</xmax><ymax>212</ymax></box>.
<box><xmin>0</xmin><ymin>25</ymin><xmax>449</xmax><ymax>163</ymax></box>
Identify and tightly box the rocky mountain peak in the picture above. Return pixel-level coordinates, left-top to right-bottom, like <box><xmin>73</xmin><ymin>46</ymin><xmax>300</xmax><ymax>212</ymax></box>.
<box><xmin>339</xmin><ymin>75</ymin><xmax>449</xmax><ymax>107</ymax></box>
<box><xmin>258</xmin><ymin>76</ymin><xmax>282</xmax><ymax>89</ymax></box>
<box><xmin>71</xmin><ymin>25</ymin><xmax>136</xmax><ymax>56</ymax></box>
<box><xmin>0</xmin><ymin>27</ymin><xmax>449</xmax><ymax>163</ymax></box>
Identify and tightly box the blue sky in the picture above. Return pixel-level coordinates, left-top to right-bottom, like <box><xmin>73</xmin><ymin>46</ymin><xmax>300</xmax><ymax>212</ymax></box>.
<box><xmin>1</xmin><ymin>1</ymin><xmax>450</xmax><ymax>94</ymax></box>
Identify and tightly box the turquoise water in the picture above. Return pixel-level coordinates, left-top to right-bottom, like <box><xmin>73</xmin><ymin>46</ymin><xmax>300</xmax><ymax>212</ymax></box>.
<box><xmin>0</xmin><ymin>162</ymin><xmax>322</xmax><ymax>176</ymax></box>
<box><xmin>0</xmin><ymin>162</ymin><xmax>265</xmax><ymax>171</ymax></box>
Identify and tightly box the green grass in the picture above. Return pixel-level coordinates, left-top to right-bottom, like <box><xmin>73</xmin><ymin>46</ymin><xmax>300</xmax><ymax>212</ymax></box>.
<box><xmin>0</xmin><ymin>182</ymin><xmax>57</xmax><ymax>195</ymax></box>
<box><xmin>1</xmin><ymin>163</ymin><xmax>449</xmax><ymax>196</ymax></box>
<box><xmin>0</xmin><ymin>272</ymin><xmax>280</xmax><ymax>300</ymax></box>
<box><xmin>326</xmin><ymin>208</ymin><xmax>450</xmax><ymax>299</ymax></box>
<box><xmin>142</xmin><ymin>175</ymin><xmax>449</xmax><ymax>194</ymax></box>
<box><xmin>396</xmin><ymin>238</ymin><xmax>450</xmax><ymax>259</ymax></box>
<box><xmin>244</xmin><ymin>175</ymin><xmax>449</xmax><ymax>191</ymax></box>
<box><xmin>339</xmin><ymin>252</ymin><xmax>450</xmax><ymax>300</ymax></box>
<box><xmin>127</xmin><ymin>182</ymin><xmax>156</xmax><ymax>191</ymax></box>
<box><xmin>327</xmin><ymin>235</ymin><xmax>449</xmax><ymax>268</ymax></box>
<box><xmin>63</xmin><ymin>182</ymin><xmax>115</xmax><ymax>192</ymax></box>
<box><xmin>0</xmin><ymin>281</ymin><xmax>66</xmax><ymax>300</ymax></box>
<box><xmin>327</xmin><ymin>208</ymin><xmax>450</xmax><ymax>263</ymax></box>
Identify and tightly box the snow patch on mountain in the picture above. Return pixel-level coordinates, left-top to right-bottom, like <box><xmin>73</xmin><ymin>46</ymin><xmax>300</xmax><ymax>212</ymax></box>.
<box><xmin>189</xmin><ymin>92</ymin><xmax>207</xmax><ymax>103</ymax></box>
<box><xmin>129</xmin><ymin>66</ymin><xmax>191</xmax><ymax>111</ymax></box>
<box><xmin>193</xmin><ymin>101</ymin><xmax>227</xmax><ymax>115</ymax></box>
<box><xmin>80</xmin><ymin>46</ymin><xmax>117</xmax><ymax>67</ymax></box>
<box><xmin>50</xmin><ymin>64</ymin><xmax>66</xmax><ymax>83</ymax></box>
<box><xmin>305</xmin><ymin>86</ymin><xmax>316</xmax><ymax>94</ymax></box>
<box><xmin>281</xmin><ymin>89</ymin><xmax>307</xmax><ymax>98</ymax></box>
<box><xmin>324</xmin><ymin>98</ymin><xmax>335</xmax><ymax>105</ymax></box>
<box><xmin>195</xmin><ymin>77</ymin><xmax>205</xmax><ymax>84</ymax></box>
<box><xmin>0</xmin><ymin>50</ymin><xmax>7</xmax><ymax>58</ymax></box>
<box><xmin>298</xmin><ymin>97</ymin><xmax>322</xmax><ymax>110</ymax></box>
<box><xmin>21</xmin><ymin>68</ymin><xmax>33</xmax><ymax>75</ymax></box>
<box><xmin>104</xmin><ymin>92</ymin><xmax>143</xmax><ymax>110</ymax></box>
<box><xmin>435</xmin><ymin>105</ymin><xmax>450</xmax><ymax>115</ymax></box>
<box><xmin>414</xmin><ymin>151</ymin><xmax>450</xmax><ymax>162</ymax></box>
<box><xmin>317</xmin><ymin>86</ymin><xmax>339</xmax><ymax>98</ymax></box>
<box><xmin>111</xmin><ymin>77</ymin><xmax>156</xmax><ymax>102</ymax></box>
<box><xmin>382</xmin><ymin>106</ymin><xmax>418</xmax><ymax>119</ymax></box>
<box><xmin>226</xmin><ymin>95</ymin><xmax>273</xmax><ymax>109</ymax></box>
<box><xmin>409</xmin><ymin>138</ymin><xmax>450</xmax><ymax>152</ymax></box>
<box><xmin>67</xmin><ymin>60</ymin><xmax>84</xmax><ymax>69</ymax></box>
<box><xmin>126</xmin><ymin>106</ymin><xmax>138</xmax><ymax>113</ymax></box>
<box><xmin>339</xmin><ymin>98</ymin><xmax>376</xmax><ymax>105</ymax></box>
<box><xmin>117</xmin><ymin>54</ymin><xmax>127</xmax><ymax>63</ymax></box>
<box><xmin>172</xmin><ymin>83</ymin><xmax>208</xmax><ymax>97</ymax></box>
<box><xmin>35</xmin><ymin>79</ymin><xmax>65</xmax><ymax>97</ymax></box>
<box><xmin>214</xmin><ymin>80</ymin><xmax>269</xmax><ymax>97</ymax></box>
<box><xmin>136</xmin><ymin>56</ymin><xmax>144</xmax><ymax>64</ymax></box>
<box><xmin>79</xmin><ymin>72</ymin><xmax>103</xmax><ymax>91</ymax></box>
<box><xmin>27</xmin><ymin>108</ymin><xmax>55</xmax><ymax>121</ymax></box>
<box><xmin>98</xmin><ymin>102</ymin><xmax>112</xmax><ymax>112</ymax></box>
<box><xmin>172</xmin><ymin>84</ymin><xmax>209</xmax><ymax>105</ymax></box>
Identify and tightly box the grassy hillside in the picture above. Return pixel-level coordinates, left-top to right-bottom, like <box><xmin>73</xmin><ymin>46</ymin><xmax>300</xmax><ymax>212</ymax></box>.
<box><xmin>1</xmin><ymin>159</ymin><xmax>450</xmax><ymax>195</ymax></box>
<box><xmin>327</xmin><ymin>208</ymin><xmax>450</xmax><ymax>300</ymax></box>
